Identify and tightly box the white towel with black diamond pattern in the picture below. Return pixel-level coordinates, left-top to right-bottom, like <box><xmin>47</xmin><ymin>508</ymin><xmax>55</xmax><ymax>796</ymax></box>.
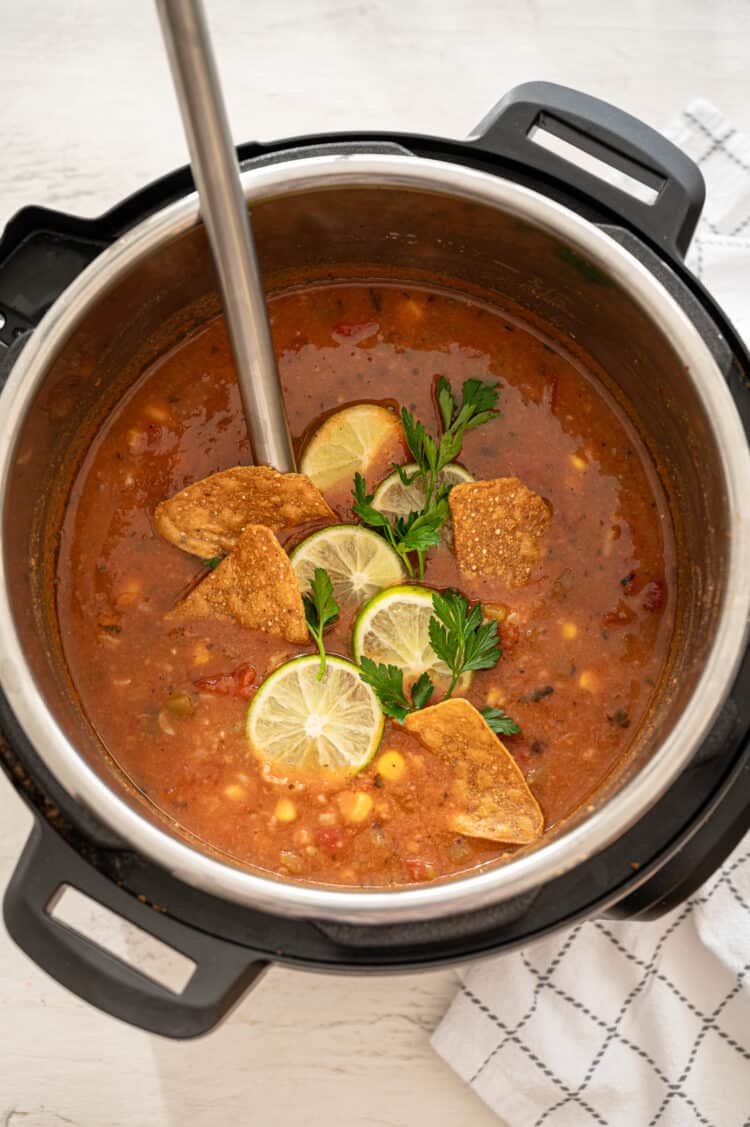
<box><xmin>431</xmin><ymin>100</ymin><xmax>750</xmax><ymax>1127</ymax></box>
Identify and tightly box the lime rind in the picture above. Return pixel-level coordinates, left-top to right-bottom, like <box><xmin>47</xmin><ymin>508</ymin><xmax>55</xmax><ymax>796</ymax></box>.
<box><xmin>299</xmin><ymin>404</ymin><xmax>402</xmax><ymax>492</ymax></box>
<box><xmin>371</xmin><ymin>461</ymin><xmax>474</xmax><ymax>524</ymax></box>
<box><xmin>246</xmin><ymin>655</ymin><xmax>384</xmax><ymax>776</ymax></box>
<box><xmin>352</xmin><ymin>585</ymin><xmax>472</xmax><ymax>694</ymax></box>
<box><xmin>290</xmin><ymin>524</ymin><xmax>406</xmax><ymax>607</ymax></box>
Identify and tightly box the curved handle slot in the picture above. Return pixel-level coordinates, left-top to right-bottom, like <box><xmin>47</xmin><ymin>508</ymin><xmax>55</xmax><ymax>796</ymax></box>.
<box><xmin>4</xmin><ymin>820</ymin><xmax>268</xmax><ymax>1038</ymax></box>
<box><xmin>470</xmin><ymin>81</ymin><xmax>705</xmax><ymax>258</ymax></box>
<box><xmin>527</xmin><ymin>120</ymin><xmax>660</xmax><ymax>205</ymax></box>
<box><xmin>48</xmin><ymin>884</ymin><xmax>197</xmax><ymax>994</ymax></box>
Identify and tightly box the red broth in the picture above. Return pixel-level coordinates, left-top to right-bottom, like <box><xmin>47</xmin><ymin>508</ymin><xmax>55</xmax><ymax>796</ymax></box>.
<box><xmin>56</xmin><ymin>282</ymin><xmax>675</xmax><ymax>886</ymax></box>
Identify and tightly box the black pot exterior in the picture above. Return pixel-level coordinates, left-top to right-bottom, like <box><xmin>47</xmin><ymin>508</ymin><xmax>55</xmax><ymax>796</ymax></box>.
<box><xmin>0</xmin><ymin>83</ymin><xmax>748</xmax><ymax>1038</ymax></box>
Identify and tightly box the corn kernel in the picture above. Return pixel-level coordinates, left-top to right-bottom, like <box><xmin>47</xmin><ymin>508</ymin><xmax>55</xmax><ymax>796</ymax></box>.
<box><xmin>561</xmin><ymin>622</ymin><xmax>578</xmax><ymax>640</ymax></box>
<box><xmin>485</xmin><ymin>603</ymin><xmax>509</xmax><ymax>623</ymax></box>
<box><xmin>192</xmin><ymin>641</ymin><xmax>211</xmax><ymax>666</ymax></box>
<box><xmin>224</xmin><ymin>784</ymin><xmax>245</xmax><ymax>801</ymax></box>
<box><xmin>337</xmin><ymin>791</ymin><xmax>373</xmax><ymax>823</ymax></box>
<box><xmin>274</xmin><ymin>798</ymin><xmax>297</xmax><ymax>822</ymax></box>
<box><xmin>603</xmin><ymin>524</ymin><xmax>621</xmax><ymax>558</ymax></box>
<box><xmin>143</xmin><ymin>402</ymin><xmax>173</xmax><ymax>424</ymax></box>
<box><xmin>570</xmin><ymin>453</ymin><xmax>588</xmax><ymax>471</ymax></box>
<box><xmin>579</xmin><ymin>670</ymin><xmax>599</xmax><ymax>693</ymax></box>
<box><xmin>399</xmin><ymin>297</ymin><xmax>425</xmax><ymax>322</ymax></box>
<box><xmin>485</xmin><ymin>687</ymin><xmax>506</xmax><ymax>708</ymax></box>
<box><xmin>376</xmin><ymin>750</ymin><xmax>405</xmax><ymax>781</ymax></box>
<box><xmin>115</xmin><ymin>577</ymin><xmax>142</xmax><ymax>607</ymax></box>
<box><xmin>125</xmin><ymin>427</ymin><xmax>147</xmax><ymax>455</ymax></box>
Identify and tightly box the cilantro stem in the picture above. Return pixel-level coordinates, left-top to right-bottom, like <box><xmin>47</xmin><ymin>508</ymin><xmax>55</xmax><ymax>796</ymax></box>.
<box><xmin>311</xmin><ymin>628</ymin><xmax>327</xmax><ymax>680</ymax></box>
<box><xmin>302</xmin><ymin>568</ymin><xmax>340</xmax><ymax>680</ymax></box>
<box><xmin>444</xmin><ymin>636</ymin><xmax>467</xmax><ymax>698</ymax></box>
<box><xmin>399</xmin><ymin>546</ymin><xmax>415</xmax><ymax>578</ymax></box>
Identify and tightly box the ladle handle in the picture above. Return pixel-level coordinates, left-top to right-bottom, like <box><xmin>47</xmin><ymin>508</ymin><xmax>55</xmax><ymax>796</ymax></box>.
<box><xmin>470</xmin><ymin>82</ymin><xmax>705</xmax><ymax>259</ymax></box>
<box><xmin>156</xmin><ymin>0</ymin><xmax>295</xmax><ymax>472</ymax></box>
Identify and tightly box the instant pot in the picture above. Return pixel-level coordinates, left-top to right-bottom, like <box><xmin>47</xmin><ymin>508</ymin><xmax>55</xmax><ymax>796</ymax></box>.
<box><xmin>1</xmin><ymin>83</ymin><xmax>748</xmax><ymax>1038</ymax></box>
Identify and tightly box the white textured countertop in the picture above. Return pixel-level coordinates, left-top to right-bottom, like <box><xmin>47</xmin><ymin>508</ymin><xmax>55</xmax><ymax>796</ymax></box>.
<box><xmin>0</xmin><ymin>2</ymin><xmax>746</xmax><ymax>1124</ymax></box>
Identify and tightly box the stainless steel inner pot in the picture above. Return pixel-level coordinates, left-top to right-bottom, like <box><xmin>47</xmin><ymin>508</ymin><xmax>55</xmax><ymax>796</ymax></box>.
<box><xmin>1</xmin><ymin>154</ymin><xmax>748</xmax><ymax>924</ymax></box>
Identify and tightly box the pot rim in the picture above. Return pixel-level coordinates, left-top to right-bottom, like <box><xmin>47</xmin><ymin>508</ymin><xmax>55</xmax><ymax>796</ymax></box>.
<box><xmin>1</xmin><ymin>153</ymin><xmax>748</xmax><ymax>924</ymax></box>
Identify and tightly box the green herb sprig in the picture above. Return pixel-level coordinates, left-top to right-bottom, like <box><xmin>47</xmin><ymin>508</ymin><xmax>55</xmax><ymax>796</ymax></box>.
<box><xmin>428</xmin><ymin>589</ymin><xmax>502</xmax><ymax>697</ymax></box>
<box><xmin>480</xmin><ymin>707</ymin><xmax>522</xmax><ymax>737</ymax></box>
<box><xmin>352</xmin><ymin>377</ymin><xmax>500</xmax><ymax>577</ymax></box>
<box><xmin>352</xmin><ymin>473</ymin><xmax>447</xmax><ymax>576</ymax></box>
<box><xmin>358</xmin><ymin>658</ymin><xmax>434</xmax><ymax>723</ymax></box>
<box><xmin>302</xmin><ymin>568</ymin><xmax>340</xmax><ymax>679</ymax></box>
<box><xmin>358</xmin><ymin>588</ymin><xmax>521</xmax><ymax>735</ymax></box>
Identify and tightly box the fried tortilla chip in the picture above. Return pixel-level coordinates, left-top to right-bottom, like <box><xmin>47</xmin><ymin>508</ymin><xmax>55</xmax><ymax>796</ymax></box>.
<box><xmin>449</xmin><ymin>477</ymin><xmax>550</xmax><ymax>585</ymax></box>
<box><xmin>404</xmin><ymin>698</ymin><xmax>543</xmax><ymax>844</ymax></box>
<box><xmin>154</xmin><ymin>466</ymin><xmax>335</xmax><ymax>558</ymax></box>
<box><xmin>168</xmin><ymin>524</ymin><xmax>308</xmax><ymax>642</ymax></box>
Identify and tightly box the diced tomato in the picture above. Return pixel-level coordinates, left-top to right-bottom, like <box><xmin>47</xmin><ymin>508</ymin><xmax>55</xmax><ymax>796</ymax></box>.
<box><xmin>404</xmin><ymin>858</ymin><xmax>438</xmax><ymax>882</ymax></box>
<box><xmin>332</xmin><ymin>320</ymin><xmax>378</xmax><ymax>343</ymax></box>
<box><xmin>315</xmin><ymin>825</ymin><xmax>344</xmax><ymax>850</ymax></box>
<box><xmin>194</xmin><ymin>663</ymin><xmax>256</xmax><ymax>700</ymax></box>
<box><xmin>602</xmin><ymin>600</ymin><xmax>637</xmax><ymax>628</ymax></box>
<box><xmin>500</xmin><ymin>621</ymin><xmax>520</xmax><ymax>650</ymax></box>
<box><xmin>641</xmin><ymin>579</ymin><xmax>667</xmax><ymax>613</ymax></box>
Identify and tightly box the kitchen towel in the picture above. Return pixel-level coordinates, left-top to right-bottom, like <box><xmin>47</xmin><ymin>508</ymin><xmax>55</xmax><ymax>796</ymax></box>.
<box><xmin>432</xmin><ymin>99</ymin><xmax>750</xmax><ymax>1127</ymax></box>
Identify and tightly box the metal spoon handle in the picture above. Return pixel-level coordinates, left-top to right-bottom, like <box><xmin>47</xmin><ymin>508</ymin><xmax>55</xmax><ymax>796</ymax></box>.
<box><xmin>156</xmin><ymin>0</ymin><xmax>295</xmax><ymax>472</ymax></box>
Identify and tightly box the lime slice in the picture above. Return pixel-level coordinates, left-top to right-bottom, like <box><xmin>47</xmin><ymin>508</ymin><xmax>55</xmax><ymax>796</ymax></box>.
<box><xmin>246</xmin><ymin>655</ymin><xmax>384</xmax><ymax>777</ymax></box>
<box><xmin>372</xmin><ymin>462</ymin><xmax>474</xmax><ymax>523</ymax></box>
<box><xmin>352</xmin><ymin>585</ymin><xmax>471</xmax><ymax>694</ymax></box>
<box><xmin>290</xmin><ymin>524</ymin><xmax>406</xmax><ymax>608</ymax></box>
<box><xmin>300</xmin><ymin>404</ymin><xmax>403</xmax><ymax>492</ymax></box>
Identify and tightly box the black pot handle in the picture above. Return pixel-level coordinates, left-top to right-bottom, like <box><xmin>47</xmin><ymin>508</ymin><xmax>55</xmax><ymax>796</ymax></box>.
<box><xmin>3</xmin><ymin>820</ymin><xmax>268</xmax><ymax>1038</ymax></box>
<box><xmin>469</xmin><ymin>81</ymin><xmax>705</xmax><ymax>258</ymax></box>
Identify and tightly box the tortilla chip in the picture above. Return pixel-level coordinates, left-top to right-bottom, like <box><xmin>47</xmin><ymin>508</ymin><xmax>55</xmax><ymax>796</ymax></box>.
<box><xmin>168</xmin><ymin>524</ymin><xmax>308</xmax><ymax>643</ymax></box>
<box><xmin>449</xmin><ymin>477</ymin><xmax>550</xmax><ymax>585</ymax></box>
<box><xmin>154</xmin><ymin>466</ymin><xmax>335</xmax><ymax>558</ymax></box>
<box><xmin>404</xmin><ymin>698</ymin><xmax>543</xmax><ymax>844</ymax></box>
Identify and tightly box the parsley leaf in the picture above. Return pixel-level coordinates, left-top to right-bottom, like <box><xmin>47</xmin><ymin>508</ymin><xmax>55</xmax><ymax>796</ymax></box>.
<box><xmin>410</xmin><ymin>671</ymin><xmax>436</xmax><ymax>711</ymax></box>
<box><xmin>302</xmin><ymin>567</ymin><xmax>340</xmax><ymax>680</ymax></box>
<box><xmin>358</xmin><ymin>656</ymin><xmax>434</xmax><ymax>723</ymax></box>
<box><xmin>353</xmin><ymin>377</ymin><xmax>501</xmax><ymax>576</ymax></box>
<box><xmin>436</xmin><ymin>376</ymin><xmax>456</xmax><ymax>432</ymax></box>
<box><xmin>396</xmin><ymin>505</ymin><xmax>446</xmax><ymax>555</ymax></box>
<box><xmin>480</xmin><ymin>707</ymin><xmax>522</xmax><ymax>737</ymax></box>
<box><xmin>400</xmin><ymin>377</ymin><xmax>501</xmax><ymax>542</ymax></box>
<box><xmin>352</xmin><ymin>475</ymin><xmax>445</xmax><ymax>579</ymax></box>
<box><xmin>352</xmin><ymin>473</ymin><xmax>395</xmax><ymax>537</ymax></box>
<box><xmin>450</xmin><ymin>378</ymin><xmax>502</xmax><ymax>433</ymax></box>
<box><xmin>429</xmin><ymin>588</ymin><xmax>502</xmax><ymax>697</ymax></box>
<box><xmin>400</xmin><ymin>408</ymin><xmax>438</xmax><ymax>475</ymax></box>
<box><xmin>201</xmin><ymin>555</ymin><xmax>223</xmax><ymax>570</ymax></box>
